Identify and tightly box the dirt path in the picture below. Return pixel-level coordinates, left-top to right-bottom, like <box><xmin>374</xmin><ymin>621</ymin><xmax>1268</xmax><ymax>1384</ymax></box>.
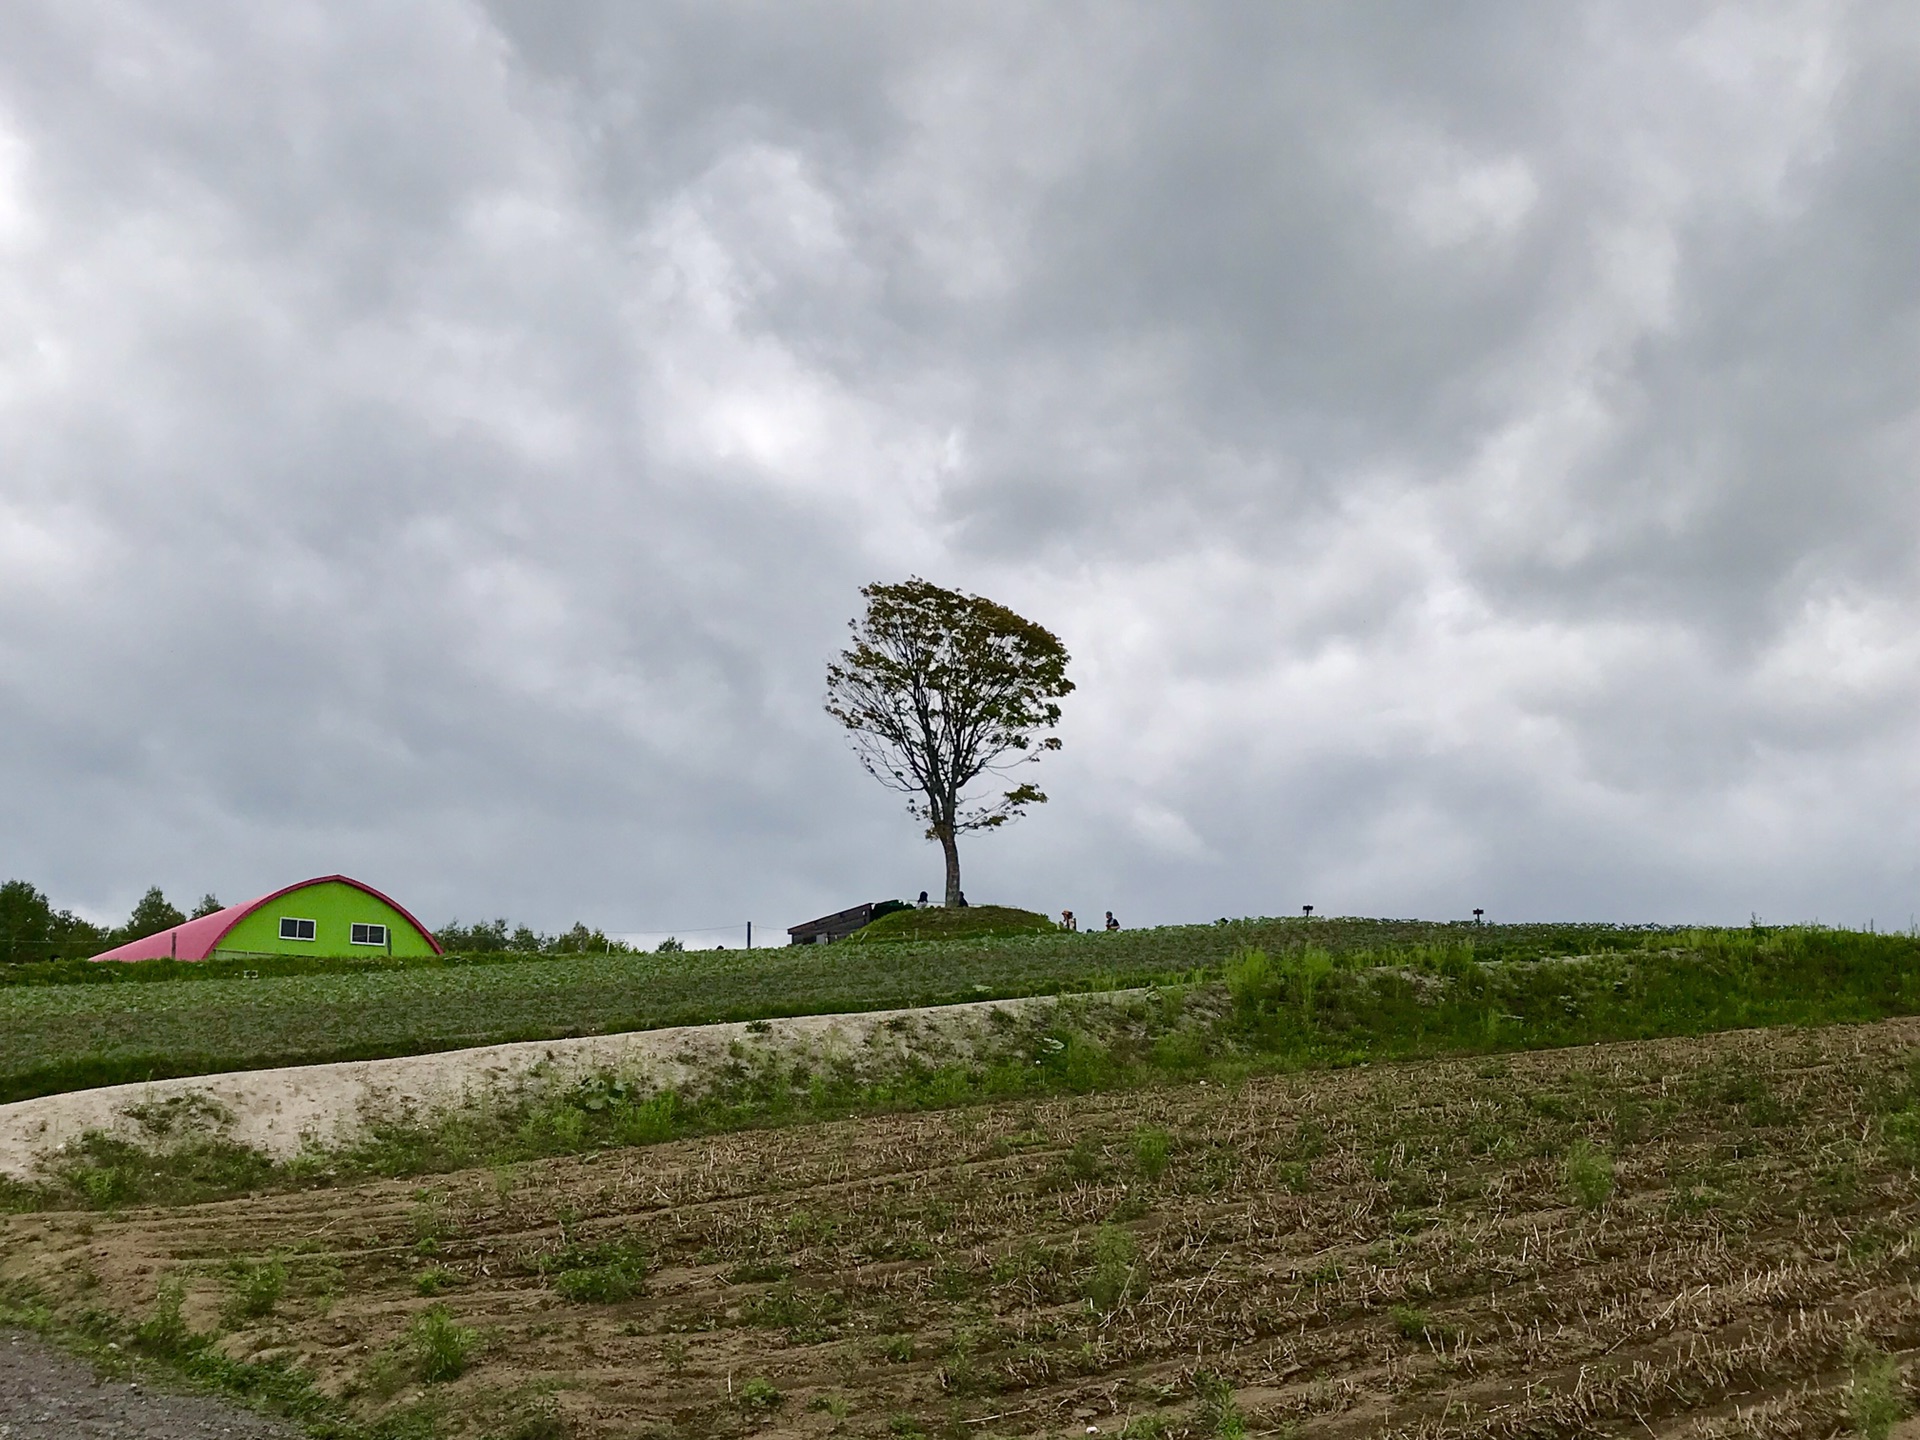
<box><xmin>0</xmin><ymin>991</ymin><xmax>1095</xmax><ymax>1181</ymax></box>
<box><xmin>0</xmin><ymin>1329</ymin><xmax>296</xmax><ymax>1437</ymax></box>
<box><xmin>7</xmin><ymin>1018</ymin><xmax>1919</xmax><ymax>1438</ymax></box>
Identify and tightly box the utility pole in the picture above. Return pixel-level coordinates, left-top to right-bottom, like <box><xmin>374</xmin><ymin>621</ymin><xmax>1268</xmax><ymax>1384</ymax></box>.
<box><xmin>746</xmin><ymin>920</ymin><xmax>752</xmax><ymax>950</ymax></box>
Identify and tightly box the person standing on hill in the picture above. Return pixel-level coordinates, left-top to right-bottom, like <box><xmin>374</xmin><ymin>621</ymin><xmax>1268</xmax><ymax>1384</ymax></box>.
<box><xmin>1060</xmin><ymin>910</ymin><xmax>1076</xmax><ymax>931</ymax></box>
<box><xmin>1105</xmin><ymin>911</ymin><xmax>1119</xmax><ymax>931</ymax></box>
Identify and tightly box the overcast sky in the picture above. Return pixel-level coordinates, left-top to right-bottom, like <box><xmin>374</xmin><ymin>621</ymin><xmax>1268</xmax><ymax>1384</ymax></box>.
<box><xmin>2</xmin><ymin>2</ymin><xmax>1917</xmax><ymax>938</ymax></box>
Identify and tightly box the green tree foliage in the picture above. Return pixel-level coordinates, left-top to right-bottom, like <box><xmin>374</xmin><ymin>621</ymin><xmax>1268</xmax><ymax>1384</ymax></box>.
<box><xmin>826</xmin><ymin>578</ymin><xmax>1073</xmax><ymax>907</ymax></box>
<box><xmin>0</xmin><ymin>880</ymin><xmax>53</xmax><ymax>964</ymax></box>
<box><xmin>116</xmin><ymin>887</ymin><xmax>186</xmax><ymax>945</ymax></box>
<box><xmin>435</xmin><ymin>918</ymin><xmax>511</xmax><ymax>952</ymax></box>
<box><xmin>433</xmin><ymin>917</ymin><xmax>632</xmax><ymax>955</ymax></box>
<box><xmin>547</xmin><ymin>922</ymin><xmax>627</xmax><ymax>955</ymax></box>
<box><xmin>0</xmin><ymin>880</ymin><xmax>108</xmax><ymax>963</ymax></box>
<box><xmin>190</xmin><ymin>893</ymin><xmax>223</xmax><ymax>918</ymax></box>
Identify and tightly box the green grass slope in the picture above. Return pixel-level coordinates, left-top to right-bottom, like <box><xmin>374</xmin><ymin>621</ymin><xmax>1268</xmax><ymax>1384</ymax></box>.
<box><xmin>3</xmin><ymin>917</ymin><xmax>1918</xmax><ymax>1105</ymax></box>
<box><xmin>843</xmin><ymin>904</ymin><xmax>1056</xmax><ymax>943</ymax></box>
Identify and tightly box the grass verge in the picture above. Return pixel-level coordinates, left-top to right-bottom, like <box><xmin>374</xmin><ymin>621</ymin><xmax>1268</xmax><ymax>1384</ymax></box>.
<box><xmin>7</xmin><ymin>923</ymin><xmax>1920</xmax><ymax>1211</ymax></box>
<box><xmin>1</xmin><ymin>916</ymin><xmax>1903</xmax><ymax>1104</ymax></box>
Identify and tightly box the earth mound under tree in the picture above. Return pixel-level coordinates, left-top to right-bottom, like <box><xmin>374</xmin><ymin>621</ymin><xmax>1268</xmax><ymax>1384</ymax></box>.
<box><xmin>843</xmin><ymin>904</ymin><xmax>1056</xmax><ymax>944</ymax></box>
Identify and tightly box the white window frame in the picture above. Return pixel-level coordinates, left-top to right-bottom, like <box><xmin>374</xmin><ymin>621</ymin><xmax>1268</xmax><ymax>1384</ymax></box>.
<box><xmin>350</xmin><ymin>922</ymin><xmax>389</xmax><ymax>947</ymax></box>
<box><xmin>279</xmin><ymin>917</ymin><xmax>316</xmax><ymax>942</ymax></box>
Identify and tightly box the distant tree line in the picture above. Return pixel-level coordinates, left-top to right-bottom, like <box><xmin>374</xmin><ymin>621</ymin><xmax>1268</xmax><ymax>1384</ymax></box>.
<box><xmin>0</xmin><ymin>880</ymin><xmax>222</xmax><ymax>963</ymax></box>
<box><xmin>431</xmin><ymin>918</ymin><xmax>669</xmax><ymax>955</ymax></box>
<box><xmin>0</xmin><ymin>881</ymin><xmax>678</xmax><ymax>964</ymax></box>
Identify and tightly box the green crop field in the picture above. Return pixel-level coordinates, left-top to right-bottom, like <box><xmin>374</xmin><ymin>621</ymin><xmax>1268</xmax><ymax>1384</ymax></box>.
<box><xmin>3</xmin><ymin>916</ymin><xmax>1917</xmax><ymax>1104</ymax></box>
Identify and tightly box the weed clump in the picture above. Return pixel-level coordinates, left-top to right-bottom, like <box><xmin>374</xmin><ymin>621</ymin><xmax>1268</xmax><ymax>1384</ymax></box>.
<box><xmin>1194</xmin><ymin>1371</ymin><xmax>1246</xmax><ymax>1439</ymax></box>
<box><xmin>40</xmin><ymin>1131</ymin><xmax>273</xmax><ymax>1210</ymax></box>
<box><xmin>1847</xmin><ymin>1346</ymin><xmax>1907</xmax><ymax>1439</ymax></box>
<box><xmin>745</xmin><ymin>1281</ymin><xmax>847</xmax><ymax>1342</ymax></box>
<box><xmin>1881</xmin><ymin>1105</ymin><xmax>1920</xmax><ymax>1168</ymax></box>
<box><xmin>220</xmin><ymin>1256</ymin><xmax>287</xmax><ymax>1323</ymax></box>
<box><xmin>1132</xmin><ymin>1126</ymin><xmax>1171</xmax><ymax>1180</ymax></box>
<box><xmin>1564</xmin><ymin>1139</ymin><xmax>1614</xmax><ymax>1208</ymax></box>
<box><xmin>541</xmin><ymin>1239</ymin><xmax>651</xmax><ymax>1304</ymax></box>
<box><xmin>1390</xmin><ymin>1304</ymin><xmax>1431</xmax><ymax>1339</ymax></box>
<box><xmin>412</xmin><ymin>1267</ymin><xmax>459</xmax><ymax>1297</ymax></box>
<box><xmin>1083</xmin><ymin>1225</ymin><xmax>1141</xmax><ymax>1312</ymax></box>
<box><xmin>1225</xmin><ymin>946</ymin><xmax>1337</xmax><ymax>1029</ymax></box>
<box><xmin>1063</xmin><ymin>1132</ymin><xmax>1107</xmax><ymax>1183</ymax></box>
<box><xmin>877</xmin><ymin>1333</ymin><xmax>914</xmax><ymax>1363</ymax></box>
<box><xmin>737</xmin><ymin>1375</ymin><xmax>783</xmax><ymax>1412</ymax></box>
<box><xmin>134</xmin><ymin>1278</ymin><xmax>196</xmax><ymax>1357</ymax></box>
<box><xmin>409</xmin><ymin>1305</ymin><xmax>477</xmax><ymax>1381</ymax></box>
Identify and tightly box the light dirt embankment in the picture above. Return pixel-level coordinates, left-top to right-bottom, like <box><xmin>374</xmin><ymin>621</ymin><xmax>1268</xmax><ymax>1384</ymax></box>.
<box><xmin>0</xmin><ymin>992</ymin><xmax>1102</xmax><ymax>1181</ymax></box>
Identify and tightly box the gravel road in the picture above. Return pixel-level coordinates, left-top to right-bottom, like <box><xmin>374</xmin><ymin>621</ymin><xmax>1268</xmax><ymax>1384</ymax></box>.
<box><xmin>0</xmin><ymin>1330</ymin><xmax>297</xmax><ymax>1438</ymax></box>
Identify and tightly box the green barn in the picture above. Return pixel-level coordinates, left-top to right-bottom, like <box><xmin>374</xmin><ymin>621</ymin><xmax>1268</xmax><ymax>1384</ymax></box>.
<box><xmin>90</xmin><ymin>874</ymin><xmax>442</xmax><ymax>962</ymax></box>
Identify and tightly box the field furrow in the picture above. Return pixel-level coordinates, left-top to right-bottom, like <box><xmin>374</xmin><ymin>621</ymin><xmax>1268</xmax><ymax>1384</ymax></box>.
<box><xmin>5</xmin><ymin>1017</ymin><xmax>1918</xmax><ymax>1438</ymax></box>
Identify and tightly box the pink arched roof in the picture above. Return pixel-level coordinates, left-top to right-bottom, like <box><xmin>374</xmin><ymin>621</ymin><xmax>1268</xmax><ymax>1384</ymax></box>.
<box><xmin>89</xmin><ymin>875</ymin><xmax>443</xmax><ymax>962</ymax></box>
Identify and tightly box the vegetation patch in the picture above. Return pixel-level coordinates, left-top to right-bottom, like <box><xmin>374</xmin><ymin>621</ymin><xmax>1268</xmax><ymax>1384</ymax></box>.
<box><xmin>845</xmin><ymin>904</ymin><xmax>1059</xmax><ymax>944</ymax></box>
<box><xmin>538</xmin><ymin>1237</ymin><xmax>651</xmax><ymax>1303</ymax></box>
<box><xmin>408</xmin><ymin>1305</ymin><xmax>477</xmax><ymax>1382</ymax></box>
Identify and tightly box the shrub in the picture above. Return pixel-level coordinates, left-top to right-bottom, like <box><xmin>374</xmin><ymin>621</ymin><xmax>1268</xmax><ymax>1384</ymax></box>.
<box><xmin>409</xmin><ymin>1305</ymin><xmax>477</xmax><ymax>1381</ymax></box>
<box><xmin>1150</xmin><ymin>1028</ymin><xmax>1209</xmax><ymax>1072</ymax></box>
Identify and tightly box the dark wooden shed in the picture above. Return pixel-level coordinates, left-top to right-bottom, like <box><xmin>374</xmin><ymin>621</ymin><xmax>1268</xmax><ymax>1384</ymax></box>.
<box><xmin>787</xmin><ymin>902</ymin><xmax>877</xmax><ymax>945</ymax></box>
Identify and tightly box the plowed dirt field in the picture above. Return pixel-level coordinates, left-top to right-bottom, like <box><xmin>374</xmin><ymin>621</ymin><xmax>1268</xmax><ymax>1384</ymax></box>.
<box><xmin>7</xmin><ymin>1018</ymin><xmax>1920</xmax><ymax>1439</ymax></box>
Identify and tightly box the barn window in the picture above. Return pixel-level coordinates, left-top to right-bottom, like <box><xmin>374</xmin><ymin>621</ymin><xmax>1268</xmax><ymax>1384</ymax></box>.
<box><xmin>351</xmin><ymin>923</ymin><xmax>388</xmax><ymax>946</ymax></box>
<box><xmin>279</xmin><ymin>917</ymin><xmax>316</xmax><ymax>941</ymax></box>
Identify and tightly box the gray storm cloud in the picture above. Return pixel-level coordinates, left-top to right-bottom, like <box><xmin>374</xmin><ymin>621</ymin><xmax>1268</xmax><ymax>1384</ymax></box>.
<box><xmin>0</xmin><ymin>1</ymin><xmax>1915</xmax><ymax>935</ymax></box>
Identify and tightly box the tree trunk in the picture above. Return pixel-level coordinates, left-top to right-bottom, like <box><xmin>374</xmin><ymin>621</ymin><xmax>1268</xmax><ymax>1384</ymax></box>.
<box><xmin>937</xmin><ymin>826</ymin><xmax>963</xmax><ymax>907</ymax></box>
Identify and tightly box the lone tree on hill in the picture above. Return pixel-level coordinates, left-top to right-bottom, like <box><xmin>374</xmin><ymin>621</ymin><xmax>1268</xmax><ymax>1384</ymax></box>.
<box><xmin>826</xmin><ymin>578</ymin><xmax>1073</xmax><ymax>908</ymax></box>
